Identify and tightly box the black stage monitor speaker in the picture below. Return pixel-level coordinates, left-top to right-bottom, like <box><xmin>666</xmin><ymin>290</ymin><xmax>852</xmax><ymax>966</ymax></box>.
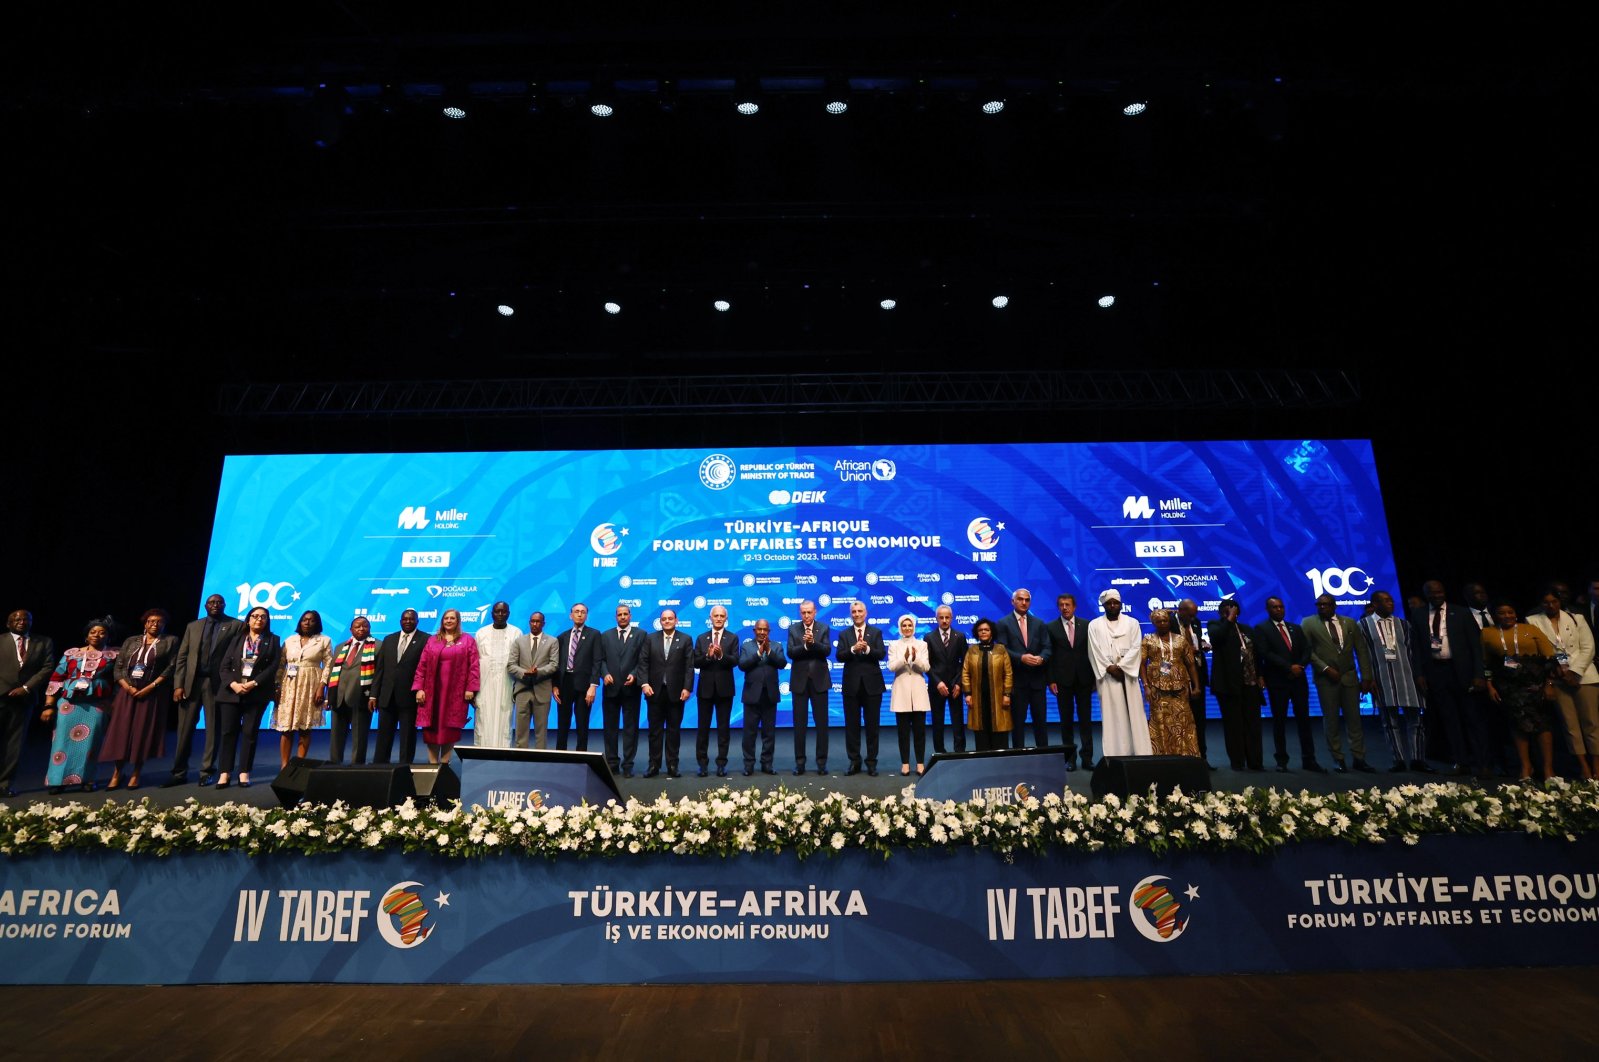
<box><xmin>411</xmin><ymin>764</ymin><xmax>461</xmax><ymax>805</ymax></box>
<box><xmin>271</xmin><ymin>756</ymin><xmax>326</xmax><ymax>807</ymax></box>
<box><xmin>303</xmin><ymin>764</ymin><xmax>417</xmax><ymax>808</ymax></box>
<box><xmin>1089</xmin><ymin>755</ymin><xmax>1210</xmax><ymax>800</ymax></box>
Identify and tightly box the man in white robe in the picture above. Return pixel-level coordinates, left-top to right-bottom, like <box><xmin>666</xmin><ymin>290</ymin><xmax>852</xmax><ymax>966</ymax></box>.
<box><xmin>474</xmin><ymin>601</ymin><xmax>517</xmax><ymax>748</ymax></box>
<box><xmin>1088</xmin><ymin>589</ymin><xmax>1152</xmax><ymax>757</ymax></box>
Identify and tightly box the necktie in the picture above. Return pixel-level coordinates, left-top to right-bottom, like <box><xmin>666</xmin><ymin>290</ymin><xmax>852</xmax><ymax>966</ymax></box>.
<box><xmin>663</xmin><ymin>634</ymin><xmax>671</xmax><ymax>658</ymax></box>
<box><xmin>1432</xmin><ymin>608</ymin><xmax>1442</xmax><ymax>638</ymax></box>
<box><xmin>1278</xmin><ymin>622</ymin><xmax>1291</xmax><ymax>648</ymax></box>
<box><xmin>1068</xmin><ymin>621</ymin><xmax>1077</xmax><ymax>648</ymax></box>
<box><xmin>532</xmin><ymin>634</ymin><xmax>540</xmax><ymax>653</ymax></box>
<box><xmin>567</xmin><ymin>631</ymin><xmax>580</xmax><ymax>669</ymax></box>
<box><xmin>345</xmin><ymin>641</ymin><xmax>361</xmax><ymax>668</ymax></box>
<box><xmin>621</xmin><ymin>628</ymin><xmax>629</xmax><ymax>643</ymax></box>
<box><xmin>1478</xmin><ymin>609</ymin><xmax>1490</xmax><ymax>628</ymax></box>
<box><xmin>1019</xmin><ymin>615</ymin><xmax>1028</xmax><ymax>646</ymax></box>
<box><xmin>398</xmin><ymin>633</ymin><xmax>410</xmax><ymax>661</ymax></box>
<box><xmin>1330</xmin><ymin>619</ymin><xmax>1342</xmax><ymax>650</ymax></box>
<box><xmin>17</xmin><ymin>635</ymin><xmax>25</xmax><ymax>662</ymax></box>
<box><xmin>943</xmin><ymin>630</ymin><xmax>950</xmax><ymax>648</ymax></box>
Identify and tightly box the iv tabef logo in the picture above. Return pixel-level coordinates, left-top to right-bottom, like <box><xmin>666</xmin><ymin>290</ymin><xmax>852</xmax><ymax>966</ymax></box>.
<box><xmin>590</xmin><ymin>523</ymin><xmax>625</xmax><ymax>557</ymax></box>
<box><xmin>699</xmin><ymin>454</ymin><xmax>737</xmax><ymax>490</ymax></box>
<box><xmin>966</xmin><ymin>517</ymin><xmax>1001</xmax><ymax>551</ymax></box>
<box><xmin>377</xmin><ymin>881</ymin><xmax>446</xmax><ymax>950</ymax></box>
<box><xmin>1129</xmin><ymin>875</ymin><xmax>1198</xmax><ymax>943</ymax></box>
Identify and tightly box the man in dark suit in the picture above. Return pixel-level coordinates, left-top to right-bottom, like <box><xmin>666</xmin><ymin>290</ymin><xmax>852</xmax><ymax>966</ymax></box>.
<box><xmin>835</xmin><ymin>600</ymin><xmax>886</xmax><ymax>776</ymax></box>
<box><xmin>1411</xmin><ymin>580</ymin><xmax>1489</xmax><ymax>777</ymax></box>
<box><xmin>595</xmin><ymin>604</ymin><xmax>645</xmax><ymax>776</ymax></box>
<box><xmin>553</xmin><ymin>602</ymin><xmax>600</xmax><ymax>753</ymax></box>
<box><xmin>994</xmin><ymin>588</ymin><xmax>1052</xmax><ymax>748</ymax></box>
<box><xmin>1462</xmin><ymin>580</ymin><xmax>1509</xmax><ymax>774</ymax></box>
<box><xmin>786</xmin><ymin>599</ymin><xmax>832</xmax><ymax>775</ymax></box>
<box><xmin>327</xmin><ymin>615</ymin><xmax>379</xmax><ymax>766</ymax></box>
<box><xmin>1253</xmin><ymin>596</ymin><xmax>1325</xmax><ymax>773</ymax></box>
<box><xmin>372</xmin><ymin>608</ymin><xmax>429</xmax><ymax>764</ymax></box>
<box><xmin>1207</xmin><ymin>599</ymin><xmax>1266</xmax><ymax>771</ymax></box>
<box><xmin>165</xmin><ymin>593</ymin><xmax>243</xmax><ymax>787</ymax></box>
<box><xmin>1174</xmin><ymin>599</ymin><xmax>1211</xmax><ymax>766</ymax></box>
<box><xmin>925</xmin><ymin>605</ymin><xmax>969</xmax><ymax>755</ymax></box>
<box><xmin>739</xmin><ymin>619</ymin><xmax>787</xmax><ymax>775</ymax></box>
<box><xmin>1047</xmin><ymin>593</ymin><xmax>1094</xmax><ymax>769</ymax></box>
<box><xmin>1</xmin><ymin>609</ymin><xmax>57</xmax><ymax>796</ymax></box>
<box><xmin>1302</xmin><ymin>593</ymin><xmax>1376</xmax><ymax>773</ymax></box>
<box><xmin>692</xmin><ymin>606</ymin><xmax>740</xmax><ymax>777</ymax></box>
<box><xmin>635</xmin><ymin>609</ymin><xmax>695</xmax><ymax>778</ymax></box>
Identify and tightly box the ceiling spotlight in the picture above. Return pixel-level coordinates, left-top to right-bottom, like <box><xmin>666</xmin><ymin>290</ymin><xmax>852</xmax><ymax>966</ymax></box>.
<box><xmin>590</xmin><ymin>103</ymin><xmax>614</xmax><ymax>117</ymax></box>
<box><xmin>991</xmin><ymin>295</ymin><xmax>1009</xmax><ymax>309</ymax></box>
<box><xmin>603</xmin><ymin>302</ymin><xmax>621</xmax><ymax>315</ymax></box>
<box><xmin>735</xmin><ymin>101</ymin><xmax>760</xmax><ymax>116</ymax></box>
<box><xmin>1097</xmin><ymin>295</ymin><xmax>1116</xmax><ymax>308</ymax></box>
<box><xmin>825</xmin><ymin>100</ymin><xmax>848</xmax><ymax>115</ymax></box>
<box><xmin>1122</xmin><ymin>101</ymin><xmax>1148</xmax><ymax>116</ymax></box>
<box><xmin>879</xmin><ymin>299</ymin><xmax>897</xmax><ymax>310</ymax></box>
<box><xmin>442</xmin><ymin>106</ymin><xmax>467</xmax><ymax>119</ymax></box>
<box><xmin>496</xmin><ymin>304</ymin><xmax>515</xmax><ymax>317</ymax></box>
<box><xmin>981</xmin><ymin>100</ymin><xmax>1005</xmax><ymax>115</ymax></box>
<box><xmin>713</xmin><ymin>299</ymin><xmax>732</xmax><ymax>312</ymax></box>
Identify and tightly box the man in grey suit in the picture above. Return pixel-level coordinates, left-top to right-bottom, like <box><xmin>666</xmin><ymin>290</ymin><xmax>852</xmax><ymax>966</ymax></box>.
<box><xmin>1302</xmin><ymin>593</ymin><xmax>1376</xmax><ymax>773</ymax></box>
<box><xmin>1</xmin><ymin>609</ymin><xmax>56</xmax><ymax>797</ymax></box>
<box><xmin>507</xmin><ymin>610</ymin><xmax>559</xmax><ymax>749</ymax></box>
<box><xmin>164</xmin><ymin>593</ymin><xmax>242</xmax><ymax>787</ymax></box>
<box><xmin>596</xmin><ymin>604</ymin><xmax>645</xmax><ymax>777</ymax></box>
<box><xmin>786</xmin><ymin>599</ymin><xmax>831</xmax><ymax>775</ymax></box>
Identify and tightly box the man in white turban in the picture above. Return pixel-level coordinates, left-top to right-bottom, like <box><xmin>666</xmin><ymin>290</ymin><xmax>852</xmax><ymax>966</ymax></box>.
<box><xmin>1087</xmin><ymin>589</ymin><xmax>1151</xmax><ymax>757</ymax></box>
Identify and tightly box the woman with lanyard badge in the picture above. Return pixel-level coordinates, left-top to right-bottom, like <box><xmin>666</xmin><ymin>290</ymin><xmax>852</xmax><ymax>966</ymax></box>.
<box><xmin>215</xmin><ymin>607</ymin><xmax>282</xmax><ymax>789</ymax></box>
<box><xmin>1482</xmin><ymin>601</ymin><xmax>1559</xmax><ymax>782</ymax></box>
<box><xmin>40</xmin><ymin>617</ymin><xmax>118</xmax><ymax>793</ymax></box>
<box><xmin>101</xmin><ymin>608</ymin><xmax>178</xmax><ymax>790</ymax></box>
<box><xmin>1140</xmin><ymin>608</ymin><xmax>1202</xmax><ymax>756</ymax></box>
<box><xmin>276</xmin><ymin>610</ymin><xmax>331</xmax><ymax>767</ymax></box>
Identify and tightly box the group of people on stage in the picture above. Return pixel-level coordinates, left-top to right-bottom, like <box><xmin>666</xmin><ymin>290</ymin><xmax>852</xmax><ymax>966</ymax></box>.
<box><xmin>2</xmin><ymin>576</ymin><xmax>1595</xmax><ymax>795</ymax></box>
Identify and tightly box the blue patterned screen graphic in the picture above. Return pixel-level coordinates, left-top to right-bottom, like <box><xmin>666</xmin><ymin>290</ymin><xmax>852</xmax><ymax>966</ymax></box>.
<box><xmin>199</xmin><ymin>439</ymin><xmax>1397</xmax><ymax>727</ymax></box>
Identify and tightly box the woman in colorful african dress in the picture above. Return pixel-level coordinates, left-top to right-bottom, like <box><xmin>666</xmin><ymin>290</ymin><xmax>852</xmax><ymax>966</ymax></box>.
<box><xmin>40</xmin><ymin>617</ymin><xmax>118</xmax><ymax>793</ymax></box>
<box><xmin>275</xmin><ymin>609</ymin><xmax>330</xmax><ymax>767</ymax></box>
<box><xmin>1140</xmin><ymin>608</ymin><xmax>1202</xmax><ymax>757</ymax></box>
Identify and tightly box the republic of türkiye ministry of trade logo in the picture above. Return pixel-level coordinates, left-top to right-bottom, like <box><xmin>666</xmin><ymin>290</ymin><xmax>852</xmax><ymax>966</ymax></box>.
<box><xmin>1129</xmin><ymin>875</ymin><xmax>1199</xmax><ymax>943</ymax></box>
<box><xmin>377</xmin><ymin>880</ymin><xmax>449</xmax><ymax>949</ymax></box>
<box><xmin>699</xmin><ymin>454</ymin><xmax>737</xmax><ymax>490</ymax></box>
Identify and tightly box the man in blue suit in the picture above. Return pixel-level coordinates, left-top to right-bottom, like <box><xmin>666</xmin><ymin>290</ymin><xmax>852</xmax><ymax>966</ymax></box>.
<box><xmin>595</xmin><ymin>604</ymin><xmax>645</xmax><ymax>777</ymax></box>
<box><xmin>738</xmin><ymin>619</ymin><xmax>787</xmax><ymax>776</ymax></box>
<box><xmin>836</xmin><ymin>601</ymin><xmax>886</xmax><ymax>776</ymax></box>
<box><xmin>995</xmin><ymin>588</ymin><xmax>1052</xmax><ymax>748</ymax></box>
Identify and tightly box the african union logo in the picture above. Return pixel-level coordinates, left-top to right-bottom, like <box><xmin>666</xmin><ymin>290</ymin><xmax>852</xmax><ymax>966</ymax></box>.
<box><xmin>699</xmin><ymin>454</ymin><xmax>737</xmax><ymax>490</ymax></box>
<box><xmin>590</xmin><ymin>523</ymin><xmax>625</xmax><ymax>557</ymax></box>
<box><xmin>966</xmin><ymin>517</ymin><xmax>1000</xmax><ymax>551</ymax></box>
<box><xmin>871</xmin><ymin>459</ymin><xmax>897</xmax><ymax>481</ymax></box>
<box><xmin>1129</xmin><ymin>875</ymin><xmax>1198</xmax><ymax>943</ymax></box>
<box><xmin>377</xmin><ymin>880</ymin><xmax>449</xmax><ymax>950</ymax></box>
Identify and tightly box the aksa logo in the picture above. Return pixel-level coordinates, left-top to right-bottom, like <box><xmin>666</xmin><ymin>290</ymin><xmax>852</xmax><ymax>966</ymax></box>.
<box><xmin>872</xmin><ymin>459</ymin><xmax>897</xmax><ymax>481</ymax></box>
<box><xmin>699</xmin><ymin>454</ymin><xmax>737</xmax><ymax>490</ymax></box>
<box><xmin>235</xmin><ymin>581</ymin><xmax>300</xmax><ymax>615</ymax></box>
<box><xmin>398</xmin><ymin>506</ymin><xmax>430</xmax><ymax>530</ymax></box>
<box><xmin>1123</xmin><ymin>495</ymin><xmax>1155</xmax><ymax>520</ymax></box>
<box><xmin>590</xmin><ymin>523</ymin><xmax>627</xmax><ymax>557</ymax></box>
<box><xmin>377</xmin><ymin>880</ymin><xmax>447</xmax><ymax>950</ymax></box>
<box><xmin>1129</xmin><ymin>875</ymin><xmax>1197</xmax><ymax>943</ymax></box>
<box><xmin>967</xmin><ymin>517</ymin><xmax>1001</xmax><ymax>551</ymax></box>
<box><xmin>1306</xmin><ymin>566</ymin><xmax>1374</xmax><ymax>598</ymax></box>
<box><xmin>425</xmin><ymin>584</ymin><xmax>479</xmax><ymax>599</ymax></box>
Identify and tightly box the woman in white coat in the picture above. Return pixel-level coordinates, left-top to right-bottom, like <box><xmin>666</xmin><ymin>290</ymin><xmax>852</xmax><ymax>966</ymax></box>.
<box><xmin>888</xmin><ymin>614</ymin><xmax>932</xmax><ymax>775</ymax></box>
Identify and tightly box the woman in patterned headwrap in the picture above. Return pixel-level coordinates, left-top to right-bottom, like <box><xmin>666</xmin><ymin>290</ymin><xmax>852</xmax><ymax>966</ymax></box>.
<box><xmin>1140</xmin><ymin>608</ymin><xmax>1202</xmax><ymax>757</ymax></box>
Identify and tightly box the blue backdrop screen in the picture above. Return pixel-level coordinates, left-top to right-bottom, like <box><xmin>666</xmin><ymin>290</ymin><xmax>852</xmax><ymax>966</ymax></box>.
<box><xmin>199</xmin><ymin>439</ymin><xmax>1396</xmax><ymax>728</ymax></box>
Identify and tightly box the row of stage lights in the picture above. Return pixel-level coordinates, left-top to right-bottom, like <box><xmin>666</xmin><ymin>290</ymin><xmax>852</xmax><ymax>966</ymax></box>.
<box><xmin>440</xmin><ymin>100</ymin><xmax>1149</xmax><ymax>120</ymax></box>
<box><xmin>491</xmin><ymin>294</ymin><xmax>1119</xmax><ymax>317</ymax></box>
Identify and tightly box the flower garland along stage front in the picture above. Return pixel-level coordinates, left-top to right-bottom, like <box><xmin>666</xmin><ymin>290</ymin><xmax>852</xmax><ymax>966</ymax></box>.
<box><xmin>5</xmin><ymin>780</ymin><xmax>1599</xmax><ymax>861</ymax></box>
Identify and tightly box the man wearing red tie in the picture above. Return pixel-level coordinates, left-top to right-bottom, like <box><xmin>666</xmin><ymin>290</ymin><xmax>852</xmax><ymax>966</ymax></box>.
<box><xmin>692</xmin><ymin>606</ymin><xmax>740</xmax><ymax>777</ymax></box>
<box><xmin>1253</xmin><ymin>597</ymin><xmax>1325</xmax><ymax>773</ymax></box>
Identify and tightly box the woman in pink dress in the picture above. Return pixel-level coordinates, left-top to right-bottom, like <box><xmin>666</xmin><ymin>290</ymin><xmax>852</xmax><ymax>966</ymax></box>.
<box><xmin>411</xmin><ymin>609</ymin><xmax>479</xmax><ymax>764</ymax></box>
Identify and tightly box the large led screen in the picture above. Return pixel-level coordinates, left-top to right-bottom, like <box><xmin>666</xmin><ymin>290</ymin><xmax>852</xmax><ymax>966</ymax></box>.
<box><xmin>200</xmin><ymin>439</ymin><xmax>1396</xmax><ymax>728</ymax></box>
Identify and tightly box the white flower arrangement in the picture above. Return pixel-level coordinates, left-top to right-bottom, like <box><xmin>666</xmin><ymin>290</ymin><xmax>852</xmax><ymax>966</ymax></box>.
<box><xmin>2</xmin><ymin>780</ymin><xmax>1597</xmax><ymax>860</ymax></box>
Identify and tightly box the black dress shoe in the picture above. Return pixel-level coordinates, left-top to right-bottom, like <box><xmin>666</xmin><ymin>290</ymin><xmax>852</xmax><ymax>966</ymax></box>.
<box><xmin>816</xmin><ymin>765</ymin><xmax>827</xmax><ymax>775</ymax></box>
<box><xmin>844</xmin><ymin>765</ymin><xmax>860</xmax><ymax>776</ymax></box>
<box><xmin>717</xmin><ymin>766</ymin><xmax>728</xmax><ymax>777</ymax></box>
<box><xmin>1389</xmin><ymin>763</ymin><xmax>1408</xmax><ymax>773</ymax></box>
<box><xmin>1412</xmin><ymin>760</ymin><xmax>1438</xmax><ymax>773</ymax></box>
<box><xmin>1353</xmin><ymin>760</ymin><xmax>1377</xmax><ymax>773</ymax></box>
<box><xmin>667</xmin><ymin>769</ymin><xmax>682</xmax><ymax>779</ymax></box>
<box><xmin>1332</xmin><ymin>763</ymin><xmax>1348</xmax><ymax>774</ymax></box>
<box><xmin>161</xmin><ymin>775</ymin><xmax>187</xmax><ymax>788</ymax></box>
<box><xmin>622</xmin><ymin>768</ymin><xmax>634</xmax><ymax>779</ymax></box>
<box><xmin>1064</xmin><ymin>759</ymin><xmax>1077</xmax><ymax>772</ymax></box>
<box><xmin>792</xmin><ymin>767</ymin><xmax>805</xmax><ymax>776</ymax></box>
<box><xmin>866</xmin><ymin>767</ymin><xmax>878</xmax><ymax>777</ymax></box>
<box><xmin>696</xmin><ymin>767</ymin><xmax>708</xmax><ymax>778</ymax></box>
<box><xmin>197</xmin><ymin>775</ymin><xmax>215</xmax><ymax>787</ymax></box>
<box><xmin>1304</xmin><ymin>762</ymin><xmax>1328</xmax><ymax>773</ymax></box>
<box><xmin>216</xmin><ymin>780</ymin><xmax>232</xmax><ymax>790</ymax></box>
<box><xmin>3</xmin><ymin>787</ymin><xmax>16</xmax><ymax>798</ymax></box>
<box><xmin>643</xmin><ymin>767</ymin><xmax>660</xmax><ymax>779</ymax></box>
<box><xmin>742</xmin><ymin>768</ymin><xmax>754</xmax><ymax>776</ymax></box>
<box><xmin>1276</xmin><ymin>766</ymin><xmax>1291</xmax><ymax>773</ymax></box>
<box><xmin>1448</xmin><ymin>764</ymin><xmax>1470</xmax><ymax>776</ymax></box>
<box><xmin>761</xmin><ymin>767</ymin><xmax>776</xmax><ymax>776</ymax></box>
<box><xmin>48</xmin><ymin>785</ymin><xmax>64</xmax><ymax>795</ymax></box>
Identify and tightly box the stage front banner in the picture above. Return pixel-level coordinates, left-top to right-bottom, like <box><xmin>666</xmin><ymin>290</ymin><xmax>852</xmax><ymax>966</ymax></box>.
<box><xmin>3</xmin><ymin>836</ymin><xmax>1595</xmax><ymax>984</ymax></box>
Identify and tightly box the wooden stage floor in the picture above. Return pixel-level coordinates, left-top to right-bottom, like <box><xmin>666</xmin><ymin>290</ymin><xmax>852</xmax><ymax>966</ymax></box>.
<box><xmin>2</xmin><ymin>968</ymin><xmax>1595</xmax><ymax>1060</ymax></box>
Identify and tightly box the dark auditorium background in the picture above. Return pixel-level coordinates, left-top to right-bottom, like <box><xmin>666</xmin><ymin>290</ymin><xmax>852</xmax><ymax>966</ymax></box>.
<box><xmin>8</xmin><ymin>6</ymin><xmax>1591</xmax><ymax>645</ymax></box>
